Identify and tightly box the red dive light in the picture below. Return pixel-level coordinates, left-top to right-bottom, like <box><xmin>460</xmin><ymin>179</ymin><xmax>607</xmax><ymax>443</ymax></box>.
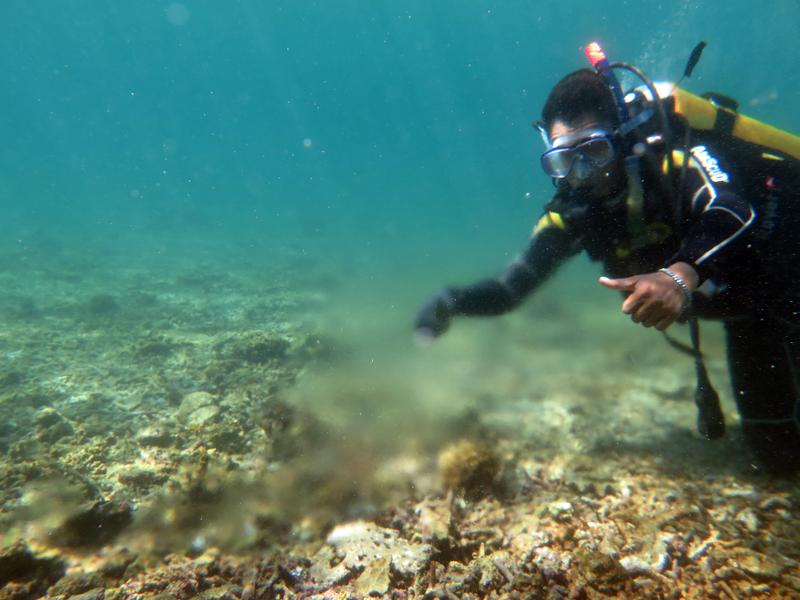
<box><xmin>584</xmin><ymin>42</ymin><xmax>608</xmax><ymax>69</ymax></box>
<box><xmin>583</xmin><ymin>41</ymin><xmax>628</xmax><ymax>124</ymax></box>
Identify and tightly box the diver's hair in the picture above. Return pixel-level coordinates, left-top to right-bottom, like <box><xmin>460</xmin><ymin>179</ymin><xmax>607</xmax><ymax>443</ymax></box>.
<box><xmin>541</xmin><ymin>69</ymin><xmax>620</xmax><ymax>130</ymax></box>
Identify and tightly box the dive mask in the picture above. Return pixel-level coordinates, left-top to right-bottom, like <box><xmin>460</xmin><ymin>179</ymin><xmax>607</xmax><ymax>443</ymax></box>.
<box><xmin>539</xmin><ymin>128</ymin><xmax>616</xmax><ymax>180</ymax></box>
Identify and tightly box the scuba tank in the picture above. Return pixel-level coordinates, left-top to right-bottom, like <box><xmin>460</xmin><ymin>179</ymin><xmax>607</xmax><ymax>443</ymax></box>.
<box><xmin>668</xmin><ymin>86</ymin><xmax>799</xmax><ymax>160</ymax></box>
<box><xmin>624</xmin><ymin>81</ymin><xmax>800</xmax><ymax>162</ymax></box>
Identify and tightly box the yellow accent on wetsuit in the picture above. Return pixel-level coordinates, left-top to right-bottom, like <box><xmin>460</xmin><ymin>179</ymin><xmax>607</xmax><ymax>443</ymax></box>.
<box><xmin>532</xmin><ymin>211</ymin><xmax>565</xmax><ymax>236</ymax></box>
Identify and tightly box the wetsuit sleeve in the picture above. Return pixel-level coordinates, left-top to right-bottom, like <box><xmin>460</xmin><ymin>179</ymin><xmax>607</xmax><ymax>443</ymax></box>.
<box><xmin>670</xmin><ymin>149</ymin><xmax>756</xmax><ymax>282</ymax></box>
<box><xmin>450</xmin><ymin>212</ymin><xmax>579</xmax><ymax>316</ymax></box>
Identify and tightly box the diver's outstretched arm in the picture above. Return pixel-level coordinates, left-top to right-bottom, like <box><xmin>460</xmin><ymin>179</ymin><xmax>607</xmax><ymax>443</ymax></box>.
<box><xmin>414</xmin><ymin>224</ymin><xmax>578</xmax><ymax>339</ymax></box>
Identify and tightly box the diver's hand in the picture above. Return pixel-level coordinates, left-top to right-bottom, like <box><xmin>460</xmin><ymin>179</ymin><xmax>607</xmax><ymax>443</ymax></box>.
<box><xmin>598</xmin><ymin>263</ymin><xmax>698</xmax><ymax>331</ymax></box>
<box><xmin>414</xmin><ymin>289</ymin><xmax>457</xmax><ymax>343</ymax></box>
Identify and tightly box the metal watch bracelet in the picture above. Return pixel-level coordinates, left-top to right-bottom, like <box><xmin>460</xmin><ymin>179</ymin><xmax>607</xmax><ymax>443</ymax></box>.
<box><xmin>659</xmin><ymin>267</ymin><xmax>693</xmax><ymax>309</ymax></box>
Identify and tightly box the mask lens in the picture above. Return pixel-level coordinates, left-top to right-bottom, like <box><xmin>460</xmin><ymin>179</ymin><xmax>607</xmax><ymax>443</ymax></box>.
<box><xmin>540</xmin><ymin>134</ymin><xmax>614</xmax><ymax>179</ymax></box>
<box><xmin>578</xmin><ymin>137</ymin><xmax>614</xmax><ymax>167</ymax></box>
<box><xmin>540</xmin><ymin>148</ymin><xmax>576</xmax><ymax>178</ymax></box>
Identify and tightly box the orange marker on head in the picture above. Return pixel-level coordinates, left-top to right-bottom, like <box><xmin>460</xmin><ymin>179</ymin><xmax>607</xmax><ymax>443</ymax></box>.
<box><xmin>583</xmin><ymin>41</ymin><xmax>608</xmax><ymax>69</ymax></box>
<box><xmin>583</xmin><ymin>41</ymin><xmax>627</xmax><ymax>124</ymax></box>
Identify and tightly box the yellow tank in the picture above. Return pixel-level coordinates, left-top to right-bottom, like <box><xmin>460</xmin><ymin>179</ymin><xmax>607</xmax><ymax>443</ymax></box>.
<box><xmin>668</xmin><ymin>86</ymin><xmax>800</xmax><ymax>160</ymax></box>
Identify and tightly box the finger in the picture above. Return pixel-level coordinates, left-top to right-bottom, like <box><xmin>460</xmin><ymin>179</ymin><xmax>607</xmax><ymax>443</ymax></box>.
<box><xmin>655</xmin><ymin>316</ymin><xmax>674</xmax><ymax>331</ymax></box>
<box><xmin>621</xmin><ymin>291</ymin><xmax>644</xmax><ymax>315</ymax></box>
<box><xmin>599</xmin><ymin>276</ymin><xmax>638</xmax><ymax>291</ymax></box>
<box><xmin>640</xmin><ymin>308</ymin><xmax>662</xmax><ymax>328</ymax></box>
<box><xmin>627</xmin><ymin>300</ymin><xmax>647</xmax><ymax>323</ymax></box>
<box><xmin>636</xmin><ymin>300</ymin><xmax>664</xmax><ymax>326</ymax></box>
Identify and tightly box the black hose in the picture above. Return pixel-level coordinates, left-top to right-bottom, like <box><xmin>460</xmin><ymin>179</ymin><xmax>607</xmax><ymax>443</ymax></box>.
<box><xmin>689</xmin><ymin>317</ymin><xmax>726</xmax><ymax>439</ymax></box>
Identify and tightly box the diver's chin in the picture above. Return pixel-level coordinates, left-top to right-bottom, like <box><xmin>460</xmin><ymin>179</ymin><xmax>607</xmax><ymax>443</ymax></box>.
<box><xmin>568</xmin><ymin>177</ymin><xmax>602</xmax><ymax>195</ymax></box>
<box><xmin>568</xmin><ymin>170</ymin><xmax>620</xmax><ymax>199</ymax></box>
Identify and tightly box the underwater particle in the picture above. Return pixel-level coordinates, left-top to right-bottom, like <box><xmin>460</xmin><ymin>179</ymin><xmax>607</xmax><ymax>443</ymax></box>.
<box><xmin>162</xmin><ymin>138</ymin><xmax>178</xmax><ymax>154</ymax></box>
<box><xmin>190</xmin><ymin>534</ymin><xmax>207</xmax><ymax>553</ymax></box>
<box><xmin>437</xmin><ymin>438</ymin><xmax>500</xmax><ymax>500</ymax></box>
<box><xmin>303</xmin><ymin>138</ymin><xmax>313</xmax><ymax>149</ymax></box>
<box><xmin>748</xmin><ymin>89</ymin><xmax>778</xmax><ymax>107</ymax></box>
<box><xmin>165</xmin><ymin>2</ymin><xmax>190</xmax><ymax>27</ymax></box>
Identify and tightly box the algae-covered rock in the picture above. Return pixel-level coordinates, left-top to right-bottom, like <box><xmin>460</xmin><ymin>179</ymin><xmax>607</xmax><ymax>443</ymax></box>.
<box><xmin>97</xmin><ymin>549</ymin><xmax>137</xmax><ymax>580</ymax></box>
<box><xmin>34</xmin><ymin>407</ymin><xmax>65</xmax><ymax>428</ymax></box>
<box><xmin>34</xmin><ymin>407</ymin><xmax>75</xmax><ymax>443</ymax></box>
<box><xmin>207</xmin><ymin>426</ymin><xmax>247</xmax><ymax>454</ymax></box>
<box><xmin>0</xmin><ymin>540</ymin><xmax>65</xmax><ymax>594</ymax></box>
<box><xmin>0</xmin><ymin>371</ymin><xmax>23</xmax><ymax>389</ymax></box>
<box><xmin>134</xmin><ymin>334</ymin><xmax>179</xmax><ymax>359</ymax></box>
<box><xmin>118</xmin><ymin>466</ymin><xmax>169</xmax><ymax>488</ymax></box>
<box><xmin>572</xmin><ymin>548</ymin><xmax>630</xmax><ymax>591</ymax></box>
<box><xmin>414</xmin><ymin>497</ymin><xmax>452</xmax><ymax>546</ymax></box>
<box><xmin>467</xmin><ymin>551</ymin><xmax>513</xmax><ymax>594</ymax></box>
<box><xmin>224</xmin><ymin>331</ymin><xmax>290</xmax><ymax>365</ymax></box>
<box><xmin>49</xmin><ymin>500</ymin><xmax>133</xmax><ymax>549</ymax></box>
<box><xmin>135</xmin><ymin>424</ymin><xmax>174</xmax><ymax>448</ymax></box>
<box><xmin>195</xmin><ymin>584</ymin><xmax>243</xmax><ymax>600</ymax></box>
<box><xmin>68</xmin><ymin>589</ymin><xmax>105</xmax><ymax>600</ymax></box>
<box><xmin>311</xmin><ymin>520</ymin><xmax>432</xmax><ymax>593</ymax></box>
<box><xmin>437</xmin><ymin>438</ymin><xmax>500</xmax><ymax>500</ymax></box>
<box><xmin>86</xmin><ymin>294</ymin><xmax>120</xmax><ymax>316</ymax></box>
<box><xmin>734</xmin><ymin>550</ymin><xmax>793</xmax><ymax>580</ymax></box>
<box><xmin>178</xmin><ymin>391</ymin><xmax>219</xmax><ymax>426</ymax></box>
<box><xmin>47</xmin><ymin>571</ymin><xmax>103</xmax><ymax>598</ymax></box>
<box><xmin>355</xmin><ymin>557</ymin><xmax>391</xmax><ymax>597</ymax></box>
<box><xmin>545</xmin><ymin>500</ymin><xmax>574</xmax><ymax>521</ymax></box>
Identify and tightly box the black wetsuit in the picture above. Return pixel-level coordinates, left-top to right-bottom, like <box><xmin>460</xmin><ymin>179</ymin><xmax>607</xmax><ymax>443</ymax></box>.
<box><xmin>447</xmin><ymin>138</ymin><xmax>800</xmax><ymax>473</ymax></box>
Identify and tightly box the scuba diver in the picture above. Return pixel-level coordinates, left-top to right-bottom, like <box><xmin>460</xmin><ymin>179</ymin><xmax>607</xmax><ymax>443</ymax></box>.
<box><xmin>414</xmin><ymin>42</ymin><xmax>800</xmax><ymax>475</ymax></box>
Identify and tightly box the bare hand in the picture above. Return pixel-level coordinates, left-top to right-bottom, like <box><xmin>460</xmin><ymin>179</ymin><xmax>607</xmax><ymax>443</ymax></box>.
<box><xmin>598</xmin><ymin>268</ymin><xmax>694</xmax><ymax>330</ymax></box>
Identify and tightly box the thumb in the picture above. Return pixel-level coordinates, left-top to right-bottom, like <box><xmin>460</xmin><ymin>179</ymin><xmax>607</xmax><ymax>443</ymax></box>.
<box><xmin>598</xmin><ymin>275</ymin><xmax>638</xmax><ymax>291</ymax></box>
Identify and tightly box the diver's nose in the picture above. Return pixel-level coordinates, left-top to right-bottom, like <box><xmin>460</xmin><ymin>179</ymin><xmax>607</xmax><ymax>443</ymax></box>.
<box><xmin>572</xmin><ymin>155</ymin><xmax>592</xmax><ymax>180</ymax></box>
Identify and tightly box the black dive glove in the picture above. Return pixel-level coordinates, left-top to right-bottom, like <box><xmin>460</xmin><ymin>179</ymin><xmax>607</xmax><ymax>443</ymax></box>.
<box><xmin>414</xmin><ymin>289</ymin><xmax>458</xmax><ymax>340</ymax></box>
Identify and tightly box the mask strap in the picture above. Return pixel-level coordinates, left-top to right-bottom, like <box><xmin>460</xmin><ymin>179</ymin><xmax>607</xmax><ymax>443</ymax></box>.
<box><xmin>533</xmin><ymin>120</ymin><xmax>552</xmax><ymax>147</ymax></box>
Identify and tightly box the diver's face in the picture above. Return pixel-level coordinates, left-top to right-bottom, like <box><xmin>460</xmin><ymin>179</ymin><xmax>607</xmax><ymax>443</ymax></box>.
<box><xmin>548</xmin><ymin>115</ymin><xmax>619</xmax><ymax>196</ymax></box>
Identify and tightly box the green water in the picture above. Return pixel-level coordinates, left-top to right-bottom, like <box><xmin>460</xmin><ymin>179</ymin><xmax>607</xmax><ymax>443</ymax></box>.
<box><xmin>0</xmin><ymin>2</ymin><xmax>798</xmax><ymax>589</ymax></box>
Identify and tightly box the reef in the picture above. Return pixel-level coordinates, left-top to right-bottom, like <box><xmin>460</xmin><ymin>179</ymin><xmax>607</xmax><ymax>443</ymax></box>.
<box><xmin>0</xmin><ymin>243</ymin><xmax>799</xmax><ymax>599</ymax></box>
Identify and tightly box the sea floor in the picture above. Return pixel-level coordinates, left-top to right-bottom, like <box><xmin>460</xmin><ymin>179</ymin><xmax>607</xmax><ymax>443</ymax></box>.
<box><xmin>1</xmin><ymin>234</ymin><xmax>799</xmax><ymax>599</ymax></box>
